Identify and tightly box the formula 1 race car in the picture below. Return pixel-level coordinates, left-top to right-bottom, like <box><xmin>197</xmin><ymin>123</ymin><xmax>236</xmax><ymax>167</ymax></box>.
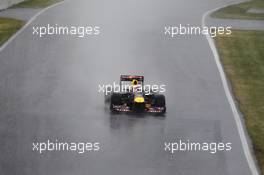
<box><xmin>106</xmin><ymin>75</ymin><xmax>166</xmax><ymax>114</ymax></box>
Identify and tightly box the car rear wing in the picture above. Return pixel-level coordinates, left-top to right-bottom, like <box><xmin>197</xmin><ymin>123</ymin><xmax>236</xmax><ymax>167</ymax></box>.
<box><xmin>120</xmin><ymin>75</ymin><xmax>144</xmax><ymax>87</ymax></box>
<box><xmin>120</xmin><ymin>75</ymin><xmax>144</xmax><ymax>82</ymax></box>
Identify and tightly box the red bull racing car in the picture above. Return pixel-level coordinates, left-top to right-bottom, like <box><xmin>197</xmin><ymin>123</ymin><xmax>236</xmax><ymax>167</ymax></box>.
<box><xmin>106</xmin><ymin>75</ymin><xmax>166</xmax><ymax>114</ymax></box>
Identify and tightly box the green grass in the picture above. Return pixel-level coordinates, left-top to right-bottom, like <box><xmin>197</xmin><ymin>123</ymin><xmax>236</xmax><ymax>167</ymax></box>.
<box><xmin>212</xmin><ymin>0</ymin><xmax>264</xmax><ymax>20</ymax></box>
<box><xmin>13</xmin><ymin>0</ymin><xmax>62</xmax><ymax>8</ymax></box>
<box><xmin>215</xmin><ymin>30</ymin><xmax>264</xmax><ymax>174</ymax></box>
<box><xmin>0</xmin><ymin>0</ymin><xmax>62</xmax><ymax>45</ymax></box>
<box><xmin>0</xmin><ymin>18</ymin><xmax>24</xmax><ymax>46</ymax></box>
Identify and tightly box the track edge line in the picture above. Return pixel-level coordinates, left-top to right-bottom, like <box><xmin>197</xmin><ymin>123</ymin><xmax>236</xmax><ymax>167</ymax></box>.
<box><xmin>0</xmin><ymin>0</ymin><xmax>67</xmax><ymax>53</ymax></box>
<box><xmin>202</xmin><ymin>3</ymin><xmax>260</xmax><ymax>175</ymax></box>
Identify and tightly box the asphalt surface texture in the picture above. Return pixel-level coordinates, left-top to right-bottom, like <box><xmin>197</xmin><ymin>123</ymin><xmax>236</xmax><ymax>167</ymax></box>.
<box><xmin>0</xmin><ymin>0</ymin><xmax>255</xmax><ymax>174</ymax></box>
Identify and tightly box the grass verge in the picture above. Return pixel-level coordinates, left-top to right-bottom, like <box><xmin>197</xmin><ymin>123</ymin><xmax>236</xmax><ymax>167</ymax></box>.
<box><xmin>13</xmin><ymin>0</ymin><xmax>62</xmax><ymax>8</ymax></box>
<box><xmin>0</xmin><ymin>0</ymin><xmax>62</xmax><ymax>46</ymax></box>
<box><xmin>0</xmin><ymin>18</ymin><xmax>24</xmax><ymax>46</ymax></box>
<box><xmin>212</xmin><ymin>0</ymin><xmax>264</xmax><ymax>20</ymax></box>
<box><xmin>215</xmin><ymin>30</ymin><xmax>264</xmax><ymax>174</ymax></box>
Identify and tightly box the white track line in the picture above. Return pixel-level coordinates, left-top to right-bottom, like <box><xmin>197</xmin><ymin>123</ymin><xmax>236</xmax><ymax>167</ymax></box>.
<box><xmin>0</xmin><ymin>0</ymin><xmax>66</xmax><ymax>53</ymax></box>
<box><xmin>202</xmin><ymin>4</ymin><xmax>259</xmax><ymax>175</ymax></box>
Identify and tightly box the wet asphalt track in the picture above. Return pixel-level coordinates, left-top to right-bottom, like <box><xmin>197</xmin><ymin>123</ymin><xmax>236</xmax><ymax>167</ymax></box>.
<box><xmin>0</xmin><ymin>0</ymin><xmax>254</xmax><ymax>174</ymax></box>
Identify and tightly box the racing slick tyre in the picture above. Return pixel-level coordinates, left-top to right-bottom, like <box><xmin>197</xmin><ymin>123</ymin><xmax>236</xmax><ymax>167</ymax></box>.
<box><xmin>153</xmin><ymin>94</ymin><xmax>166</xmax><ymax>114</ymax></box>
<box><xmin>110</xmin><ymin>93</ymin><xmax>122</xmax><ymax>112</ymax></box>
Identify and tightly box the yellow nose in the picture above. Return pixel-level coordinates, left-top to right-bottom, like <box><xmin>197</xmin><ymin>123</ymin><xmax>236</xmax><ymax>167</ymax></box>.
<box><xmin>134</xmin><ymin>97</ymin><xmax>145</xmax><ymax>103</ymax></box>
